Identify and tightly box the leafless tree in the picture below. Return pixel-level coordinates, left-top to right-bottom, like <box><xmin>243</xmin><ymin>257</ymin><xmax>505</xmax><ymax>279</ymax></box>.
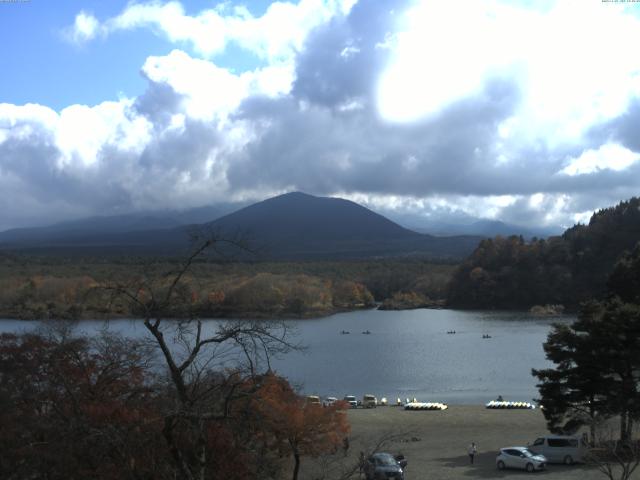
<box><xmin>308</xmin><ymin>430</ymin><xmax>413</xmax><ymax>480</ymax></box>
<box><xmin>103</xmin><ymin>236</ymin><xmax>299</xmax><ymax>480</ymax></box>
<box><xmin>587</xmin><ymin>421</ymin><xmax>640</xmax><ymax>480</ymax></box>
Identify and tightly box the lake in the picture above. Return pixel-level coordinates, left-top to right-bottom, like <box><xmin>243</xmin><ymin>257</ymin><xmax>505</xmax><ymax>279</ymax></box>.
<box><xmin>0</xmin><ymin>308</ymin><xmax>572</xmax><ymax>405</ymax></box>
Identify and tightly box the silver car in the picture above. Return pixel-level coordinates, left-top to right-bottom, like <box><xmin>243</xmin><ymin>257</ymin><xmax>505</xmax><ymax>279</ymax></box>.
<box><xmin>496</xmin><ymin>447</ymin><xmax>547</xmax><ymax>472</ymax></box>
<box><xmin>364</xmin><ymin>453</ymin><xmax>407</xmax><ymax>480</ymax></box>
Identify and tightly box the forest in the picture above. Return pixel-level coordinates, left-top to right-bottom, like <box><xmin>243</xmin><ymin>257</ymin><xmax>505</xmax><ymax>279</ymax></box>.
<box><xmin>447</xmin><ymin>197</ymin><xmax>640</xmax><ymax>310</ymax></box>
<box><xmin>0</xmin><ymin>256</ymin><xmax>454</xmax><ymax>320</ymax></box>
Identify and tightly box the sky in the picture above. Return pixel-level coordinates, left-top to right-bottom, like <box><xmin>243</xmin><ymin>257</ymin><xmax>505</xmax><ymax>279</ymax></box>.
<box><xmin>1</xmin><ymin>0</ymin><xmax>640</xmax><ymax>231</ymax></box>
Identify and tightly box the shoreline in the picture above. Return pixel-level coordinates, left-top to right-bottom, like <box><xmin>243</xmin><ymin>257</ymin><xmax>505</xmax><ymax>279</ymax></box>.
<box><xmin>0</xmin><ymin>304</ymin><xmax>575</xmax><ymax>322</ymax></box>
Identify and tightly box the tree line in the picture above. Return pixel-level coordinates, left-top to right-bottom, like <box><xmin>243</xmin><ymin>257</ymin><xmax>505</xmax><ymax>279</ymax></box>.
<box><xmin>0</xmin><ymin>257</ymin><xmax>454</xmax><ymax>320</ymax></box>
<box><xmin>448</xmin><ymin>197</ymin><xmax>640</xmax><ymax>310</ymax></box>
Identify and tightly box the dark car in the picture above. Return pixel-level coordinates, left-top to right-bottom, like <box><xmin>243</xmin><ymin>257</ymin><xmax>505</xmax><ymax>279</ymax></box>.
<box><xmin>364</xmin><ymin>452</ymin><xmax>407</xmax><ymax>480</ymax></box>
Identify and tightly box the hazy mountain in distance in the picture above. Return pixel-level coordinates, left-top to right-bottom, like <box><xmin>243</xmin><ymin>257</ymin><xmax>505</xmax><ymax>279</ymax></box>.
<box><xmin>382</xmin><ymin>211</ymin><xmax>561</xmax><ymax>238</ymax></box>
<box><xmin>0</xmin><ymin>203</ymin><xmax>244</xmax><ymax>246</ymax></box>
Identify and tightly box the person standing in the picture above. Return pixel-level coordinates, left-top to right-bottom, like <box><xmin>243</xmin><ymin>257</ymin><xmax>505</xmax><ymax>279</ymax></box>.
<box><xmin>468</xmin><ymin>442</ymin><xmax>477</xmax><ymax>464</ymax></box>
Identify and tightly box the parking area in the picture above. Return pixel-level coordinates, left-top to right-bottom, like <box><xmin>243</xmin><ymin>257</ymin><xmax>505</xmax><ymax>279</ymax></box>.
<box><xmin>298</xmin><ymin>405</ymin><xmax>636</xmax><ymax>479</ymax></box>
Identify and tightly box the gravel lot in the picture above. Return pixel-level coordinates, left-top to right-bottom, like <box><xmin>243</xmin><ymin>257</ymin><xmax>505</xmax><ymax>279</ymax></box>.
<box><xmin>296</xmin><ymin>405</ymin><xmax>637</xmax><ymax>480</ymax></box>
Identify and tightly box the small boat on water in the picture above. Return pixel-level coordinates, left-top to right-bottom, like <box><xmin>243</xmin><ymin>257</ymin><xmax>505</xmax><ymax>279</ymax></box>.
<box><xmin>362</xmin><ymin>330</ymin><xmax>371</xmax><ymax>335</ymax></box>
<box><xmin>340</xmin><ymin>330</ymin><xmax>350</xmax><ymax>334</ymax></box>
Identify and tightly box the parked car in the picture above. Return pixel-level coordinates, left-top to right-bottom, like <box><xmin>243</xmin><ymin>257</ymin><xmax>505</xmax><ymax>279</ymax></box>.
<box><xmin>324</xmin><ymin>396</ymin><xmax>338</xmax><ymax>407</ymax></box>
<box><xmin>363</xmin><ymin>452</ymin><xmax>407</xmax><ymax>480</ymax></box>
<box><xmin>528</xmin><ymin>435</ymin><xmax>588</xmax><ymax>464</ymax></box>
<box><xmin>306</xmin><ymin>395</ymin><xmax>321</xmax><ymax>406</ymax></box>
<box><xmin>344</xmin><ymin>395</ymin><xmax>358</xmax><ymax>408</ymax></box>
<box><xmin>496</xmin><ymin>447</ymin><xmax>547</xmax><ymax>472</ymax></box>
<box><xmin>362</xmin><ymin>394</ymin><xmax>378</xmax><ymax>408</ymax></box>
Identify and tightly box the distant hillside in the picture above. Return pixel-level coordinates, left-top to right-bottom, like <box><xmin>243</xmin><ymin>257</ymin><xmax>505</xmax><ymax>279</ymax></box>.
<box><xmin>0</xmin><ymin>192</ymin><xmax>482</xmax><ymax>260</ymax></box>
<box><xmin>0</xmin><ymin>204</ymin><xmax>242</xmax><ymax>247</ymax></box>
<box><xmin>447</xmin><ymin>197</ymin><xmax>640</xmax><ymax>309</ymax></box>
<box><xmin>410</xmin><ymin>220</ymin><xmax>558</xmax><ymax>239</ymax></box>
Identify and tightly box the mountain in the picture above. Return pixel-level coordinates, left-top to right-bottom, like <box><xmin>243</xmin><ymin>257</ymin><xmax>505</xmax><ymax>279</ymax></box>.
<box><xmin>206</xmin><ymin>192</ymin><xmax>481</xmax><ymax>259</ymax></box>
<box><xmin>0</xmin><ymin>192</ymin><xmax>483</xmax><ymax>259</ymax></box>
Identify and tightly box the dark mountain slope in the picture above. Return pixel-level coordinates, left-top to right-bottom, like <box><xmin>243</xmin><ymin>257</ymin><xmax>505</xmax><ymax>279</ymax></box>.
<box><xmin>205</xmin><ymin>192</ymin><xmax>479</xmax><ymax>259</ymax></box>
<box><xmin>210</xmin><ymin>192</ymin><xmax>419</xmax><ymax>241</ymax></box>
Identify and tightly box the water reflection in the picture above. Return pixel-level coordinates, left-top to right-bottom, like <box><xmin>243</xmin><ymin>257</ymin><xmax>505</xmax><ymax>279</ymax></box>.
<box><xmin>0</xmin><ymin>309</ymin><xmax>573</xmax><ymax>404</ymax></box>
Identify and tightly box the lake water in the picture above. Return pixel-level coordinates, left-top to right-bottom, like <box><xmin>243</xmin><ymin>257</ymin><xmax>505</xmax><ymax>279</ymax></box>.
<box><xmin>0</xmin><ymin>308</ymin><xmax>572</xmax><ymax>405</ymax></box>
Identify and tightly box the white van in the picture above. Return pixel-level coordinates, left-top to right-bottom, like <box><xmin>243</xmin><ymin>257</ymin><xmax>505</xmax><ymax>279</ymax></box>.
<box><xmin>362</xmin><ymin>394</ymin><xmax>377</xmax><ymax>408</ymax></box>
<box><xmin>528</xmin><ymin>435</ymin><xmax>588</xmax><ymax>464</ymax></box>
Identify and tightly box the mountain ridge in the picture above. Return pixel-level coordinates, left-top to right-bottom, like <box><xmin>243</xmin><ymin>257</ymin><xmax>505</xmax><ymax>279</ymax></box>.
<box><xmin>0</xmin><ymin>192</ymin><xmax>482</xmax><ymax>260</ymax></box>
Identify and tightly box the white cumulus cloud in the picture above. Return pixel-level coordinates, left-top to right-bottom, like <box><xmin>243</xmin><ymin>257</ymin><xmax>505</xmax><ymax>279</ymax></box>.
<box><xmin>561</xmin><ymin>143</ymin><xmax>640</xmax><ymax>176</ymax></box>
<box><xmin>378</xmin><ymin>0</ymin><xmax>640</xmax><ymax>148</ymax></box>
<box><xmin>64</xmin><ymin>11</ymin><xmax>100</xmax><ymax>44</ymax></box>
<box><xmin>65</xmin><ymin>0</ymin><xmax>354</xmax><ymax>63</ymax></box>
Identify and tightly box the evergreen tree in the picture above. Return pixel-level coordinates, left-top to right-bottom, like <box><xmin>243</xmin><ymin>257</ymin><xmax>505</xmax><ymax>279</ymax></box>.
<box><xmin>533</xmin><ymin>246</ymin><xmax>640</xmax><ymax>442</ymax></box>
<box><xmin>532</xmin><ymin>302</ymin><xmax>612</xmax><ymax>440</ymax></box>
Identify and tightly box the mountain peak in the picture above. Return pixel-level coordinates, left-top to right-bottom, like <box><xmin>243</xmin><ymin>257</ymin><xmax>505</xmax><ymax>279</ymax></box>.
<box><xmin>276</xmin><ymin>191</ymin><xmax>315</xmax><ymax>199</ymax></box>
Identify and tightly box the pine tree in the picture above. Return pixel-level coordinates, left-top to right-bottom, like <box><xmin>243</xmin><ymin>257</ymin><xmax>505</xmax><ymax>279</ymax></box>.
<box><xmin>533</xmin><ymin>245</ymin><xmax>640</xmax><ymax>442</ymax></box>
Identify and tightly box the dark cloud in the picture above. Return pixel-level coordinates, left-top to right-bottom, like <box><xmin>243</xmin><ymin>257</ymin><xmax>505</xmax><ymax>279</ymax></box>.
<box><xmin>133</xmin><ymin>79</ymin><xmax>184</xmax><ymax>127</ymax></box>
<box><xmin>593</xmin><ymin>99</ymin><xmax>640</xmax><ymax>153</ymax></box>
<box><xmin>292</xmin><ymin>0</ymin><xmax>401</xmax><ymax>108</ymax></box>
<box><xmin>230</xmin><ymin>72</ymin><xmax>565</xmax><ymax>198</ymax></box>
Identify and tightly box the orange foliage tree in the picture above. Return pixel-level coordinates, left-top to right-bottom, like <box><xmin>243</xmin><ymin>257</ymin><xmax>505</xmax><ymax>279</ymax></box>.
<box><xmin>250</xmin><ymin>373</ymin><xmax>350</xmax><ymax>480</ymax></box>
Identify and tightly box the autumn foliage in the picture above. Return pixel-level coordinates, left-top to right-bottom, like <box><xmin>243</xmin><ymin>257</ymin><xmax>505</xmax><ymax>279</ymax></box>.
<box><xmin>0</xmin><ymin>256</ymin><xmax>456</xmax><ymax>320</ymax></box>
<box><xmin>238</xmin><ymin>373</ymin><xmax>350</xmax><ymax>480</ymax></box>
<box><xmin>0</xmin><ymin>330</ymin><xmax>165</xmax><ymax>479</ymax></box>
<box><xmin>0</xmin><ymin>331</ymin><xmax>351</xmax><ymax>480</ymax></box>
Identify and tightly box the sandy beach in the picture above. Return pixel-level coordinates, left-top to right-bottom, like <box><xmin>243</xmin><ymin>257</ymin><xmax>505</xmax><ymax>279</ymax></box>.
<box><xmin>297</xmin><ymin>405</ymin><xmax>637</xmax><ymax>480</ymax></box>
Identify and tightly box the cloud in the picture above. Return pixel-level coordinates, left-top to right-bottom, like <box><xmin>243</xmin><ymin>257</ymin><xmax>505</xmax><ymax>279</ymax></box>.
<box><xmin>64</xmin><ymin>11</ymin><xmax>100</xmax><ymax>44</ymax></box>
<box><xmin>222</xmin><ymin>0</ymin><xmax>640</xmax><ymax>226</ymax></box>
<box><xmin>65</xmin><ymin>0</ymin><xmax>354</xmax><ymax>62</ymax></box>
<box><xmin>560</xmin><ymin>143</ymin><xmax>639</xmax><ymax>176</ymax></box>
<box><xmin>2</xmin><ymin>0</ymin><xmax>640</xmax><ymax>232</ymax></box>
<box><xmin>378</xmin><ymin>0</ymin><xmax>640</xmax><ymax>142</ymax></box>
